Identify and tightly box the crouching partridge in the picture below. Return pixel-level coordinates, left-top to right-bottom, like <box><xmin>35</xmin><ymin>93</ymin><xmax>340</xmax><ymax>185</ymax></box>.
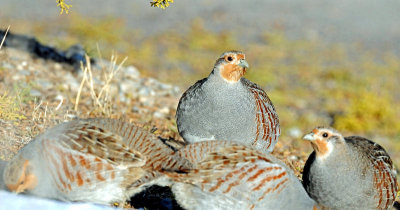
<box><xmin>2</xmin><ymin>118</ymin><xmax>190</xmax><ymax>205</ymax></box>
<box><xmin>176</xmin><ymin>50</ymin><xmax>280</xmax><ymax>153</ymax></box>
<box><xmin>164</xmin><ymin>140</ymin><xmax>319</xmax><ymax>210</ymax></box>
<box><xmin>302</xmin><ymin>127</ymin><xmax>398</xmax><ymax>210</ymax></box>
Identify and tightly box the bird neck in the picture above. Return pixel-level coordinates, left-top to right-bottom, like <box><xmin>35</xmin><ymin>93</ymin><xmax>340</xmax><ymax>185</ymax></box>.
<box><xmin>209</xmin><ymin>69</ymin><xmax>242</xmax><ymax>86</ymax></box>
<box><xmin>315</xmin><ymin>143</ymin><xmax>352</xmax><ymax>167</ymax></box>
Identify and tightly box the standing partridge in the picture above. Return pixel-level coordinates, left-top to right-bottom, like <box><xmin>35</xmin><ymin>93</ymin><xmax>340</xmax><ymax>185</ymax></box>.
<box><xmin>164</xmin><ymin>140</ymin><xmax>318</xmax><ymax>210</ymax></box>
<box><xmin>176</xmin><ymin>50</ymin><xmax>280</xmax><ymax>153</ymax></box>
<box><xmin>302</xmin><ymin>127</ymin><xmax>398</xmax><ymax>210</ymax></box>
<box><xmin>2</xmin><ymin>118</ymin><xmax>190</xmax><ymax>205</ymax></box>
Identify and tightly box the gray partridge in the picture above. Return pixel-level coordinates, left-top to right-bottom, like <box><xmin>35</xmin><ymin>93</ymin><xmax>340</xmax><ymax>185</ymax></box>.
<box><xmin>164</xmin><ymin>140</ymin><xmax>318</xmax><ymax>210</ymax></box>
<box><xmin>302</xmin><ymin>127</ymin><xmax>398</xmax><ymax>210</ymax></box>
<box><xmin>176</xmin><ymin>50</ymin><xmax>280</xmax><ymax>153</ymax></box>
<box><xmin>2</xmin><ymin>118</ymin><xmax>190</xmax><ymax>205</ymax></box>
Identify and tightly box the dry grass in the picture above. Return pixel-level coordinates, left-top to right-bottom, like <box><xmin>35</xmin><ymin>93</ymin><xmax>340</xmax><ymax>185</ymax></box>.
<box><xmin>75</xmin><ymin>54</ymin><xmax>127</xmax><ymax>116</ymax></box>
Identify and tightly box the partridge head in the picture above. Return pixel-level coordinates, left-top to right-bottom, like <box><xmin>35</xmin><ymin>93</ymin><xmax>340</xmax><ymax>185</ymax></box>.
<box><xmin>3</xmin><ymin>156</ymin><xmax>38</xmax><ymax>193</ymax></box>
<box><xmin>212</xmin><ymin>50</ymin><xmax>249</xmax><ymax>83</ymax></box>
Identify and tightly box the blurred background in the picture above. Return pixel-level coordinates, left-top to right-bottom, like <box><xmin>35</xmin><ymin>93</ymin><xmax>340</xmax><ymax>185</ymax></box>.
<box><xmin>1</xmin><ymin>0</ymin><xmax>400</xmax><ymax>168</ymax></box>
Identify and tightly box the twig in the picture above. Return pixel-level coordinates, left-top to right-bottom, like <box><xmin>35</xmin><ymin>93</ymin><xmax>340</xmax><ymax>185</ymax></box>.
<box><xmin>0</xmin><ymin>25</ymin><xmax>10</xmax><ymax>50</ymax></box>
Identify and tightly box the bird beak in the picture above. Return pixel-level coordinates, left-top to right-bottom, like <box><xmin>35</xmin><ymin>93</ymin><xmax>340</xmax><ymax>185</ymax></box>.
<box><xmin>303</xmin><ymin>133</ymin><xmax>315</xmax><ymax>141</ymax></box>
<box><xmin>238</xmin><ymin>59</ymin><xmax>249</xmax><ymax>69</ymax></box>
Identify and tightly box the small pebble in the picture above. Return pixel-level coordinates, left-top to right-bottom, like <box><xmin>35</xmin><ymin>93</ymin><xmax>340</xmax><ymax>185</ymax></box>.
<box><xmin>29</xmin><ymin>89</ymin><xmax>42</xmax><ymax>97</ymax></box>
<box><xmin>288</xmin><ymin>127</ymin><xmax>302</xmax><ymax>138</ymax></box>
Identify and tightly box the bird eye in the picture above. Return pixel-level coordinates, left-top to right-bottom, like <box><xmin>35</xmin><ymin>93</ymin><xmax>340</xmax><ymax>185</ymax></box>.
<box><xmin>322</xmin><ymin>133</ymin><xmax>328</xmax><ymax>138</ymax></box>
<box><xmin>227</xmin><ymin>56</ymin><xmax>233</xmax><ymax>61</ymax></box>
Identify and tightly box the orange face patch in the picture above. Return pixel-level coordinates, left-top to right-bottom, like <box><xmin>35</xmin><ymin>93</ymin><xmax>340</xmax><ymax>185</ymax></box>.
<box><xmin>6</xmin><ymin>160</ymin><xmax>38</xmax><ymax>193</ymax></box>
<box><xmin>310</xmin><ymin>138</ymin><xmax>330</xmax><ymax>157</ymax></box>
<box><xmin>220</xmin><ymin>63</ymin><xmax>246</xmax><ymax>82</ymax></box>
<box><xmin>312</xmin><ymin>128</ymin><xmax>319</xmax><ymax>134</ymax></box>
<box><xmin>236</xmin><ymin>54</ymin><xmax>245</xmax><ymax>60</ymax></box>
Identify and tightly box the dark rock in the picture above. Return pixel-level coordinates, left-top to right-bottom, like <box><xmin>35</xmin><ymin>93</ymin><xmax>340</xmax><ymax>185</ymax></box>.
<box><xmin>0</xmin><ymin>29</ymin><xmax>92</xmax><ymax>70</ymax></box>
<box><xmin>64</xmin><ymin>44</ymin><xmax>87</xmax><ymax>67</ymax></box>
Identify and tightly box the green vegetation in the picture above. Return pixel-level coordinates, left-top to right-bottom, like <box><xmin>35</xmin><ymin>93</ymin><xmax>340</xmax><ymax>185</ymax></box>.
<box><xmin>0</xmin><ymin>83</ymin><xmax>35</xmax><ymax>122</ymax></box>
<box><xmin>0</xmin><ymin>92</ymin><xmax>26</xmax><ymax>121</ymax></box>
